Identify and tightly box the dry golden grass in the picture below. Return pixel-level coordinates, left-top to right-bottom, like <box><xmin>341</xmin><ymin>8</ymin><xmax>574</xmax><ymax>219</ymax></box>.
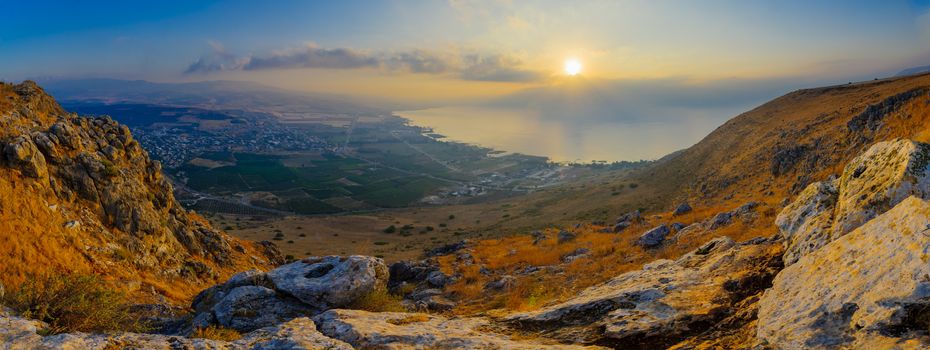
<box><xmin>441</xmin><ymin>204</ymin><xmax>777</xmax><ymax>315</ymax></box>
<box><xmin>386</xmin><ymin>313</ymin><xmax>431</xmax><ymax>325</ymax></box>
<box><xmin>2</xmin><ymin>273</ymin><xmax>145</xmax><ymax>334</ymax></box>
<box><xmin>346</xmin><ymin>289</ymin><xmax>406</xmax><ymax>312</ymax></box>
<box><xmin>192</xmin><ymin>326</ymin><xmax>242</xmax><ymax>341</ymax></box>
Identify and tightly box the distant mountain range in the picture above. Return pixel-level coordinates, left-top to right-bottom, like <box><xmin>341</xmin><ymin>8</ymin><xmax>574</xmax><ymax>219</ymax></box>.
<box><xmin>896</xmin><ymin>65</ymin><xmax>930</xmax><ymax>77</ymax></box>
<box><xmin>38</xmin><ymin>78</ymin><xmax>385</xmax><ymax>115</ymax></box>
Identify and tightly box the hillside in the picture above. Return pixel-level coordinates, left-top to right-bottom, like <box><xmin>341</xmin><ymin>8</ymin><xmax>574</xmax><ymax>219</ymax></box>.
<box><xmin>441</xmin><ymin>72</ymin><xmax>930</xmax><ymax>233</ymax></box>
<box><xmin>0</xmin><ymin>81</ymin><xmax>281</xmax><ymax>303</ymax></box>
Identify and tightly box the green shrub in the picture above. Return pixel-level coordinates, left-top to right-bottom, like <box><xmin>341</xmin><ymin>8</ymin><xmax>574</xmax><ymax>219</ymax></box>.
<box><xmin>2</xmin><ymin>274</ymin><xmax>145</xmax><ymax>334</ymax></box>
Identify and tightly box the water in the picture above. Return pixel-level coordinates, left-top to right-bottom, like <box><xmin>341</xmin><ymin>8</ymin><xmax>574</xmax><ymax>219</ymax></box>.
<box><xmin>398</xmin><ymin>106</ymin><xmax>730</xmax><ymax>162</ymax></box>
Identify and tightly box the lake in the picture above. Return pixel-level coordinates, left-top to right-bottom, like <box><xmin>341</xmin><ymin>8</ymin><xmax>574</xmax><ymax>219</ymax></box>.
<box><xmin>398</xmin><ymin>106</ymin><xmax>731</xmax><ymax>163</ymax></box>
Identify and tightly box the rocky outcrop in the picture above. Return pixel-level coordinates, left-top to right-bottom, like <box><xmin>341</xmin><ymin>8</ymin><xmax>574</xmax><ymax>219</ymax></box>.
<box><xmin>847</xmin><ymin>87</ymin><xmax>928</xmax><ymax>133</ymax></box>
<box><xmin>0</xmin><ymin>81</ymin><xmax>279</xmax><ymax>302</ymax></box>
<box><xmin>314</xmin><ymin>309</ymin><xmax>603</xmax><ymax>349</ymax></box>
<box><xmin>0</xmin><ymin>312</ymin><xmax>352</xmax><ymax>349</ymax></box>
<box><xmin>776</xmin><ymin>139</ymin><xmax>930</xmax><ymax>265</ymax></box>
<box><xmin>758</xmin><ymin>197</ymin><xmax>930</xmax><ymax>349</ymax></box>
<box><xmin>507</xmin><ymin>236</ymin><xmax>783</xmax><ymax>348</ymax></box>
<box><xmin>192</xmin><ymin>255</ymin><xmax>388</xmax><ymax>332</ymax></box>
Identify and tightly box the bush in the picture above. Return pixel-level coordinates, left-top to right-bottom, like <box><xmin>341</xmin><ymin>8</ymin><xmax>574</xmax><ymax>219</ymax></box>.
<box><xmin>383</xmin><ymin>225</ymin><xmax>397</xmax><ymax>234</ymax></box>
<box><xmin>347</xmin><ymin>289</ymin><xmax>405</xmax><ymax>312</ymax></box>
<box><xmin>2</xmin><ymin>274</ymin><xmax>145</xmax><ymax>334</ymax></box>
<box><xmin>192</xmin><ymin>325</ymin><xmax>242</xmax><ymax>341</ymax></box>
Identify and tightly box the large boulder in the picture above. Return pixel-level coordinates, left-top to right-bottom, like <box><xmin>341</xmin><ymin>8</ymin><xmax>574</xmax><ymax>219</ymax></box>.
<box><xmin>757</xmin><ymin>197</ymin><xmax>930</xmax><ymax>349</ymax></box>
<box><xmin>267</xmin><ymin>255</ymin><xmax>389</xmax><ymax>309</ymax></box>
<box><xmin>506</xmin><ymin>236</ymin><xmax>783</xmax><ymax>348</ymax></box>
<box><xmin>211</xmin><ymin>286</ymin><xmax>312</xmax><ymax>332</ymax></box>
<box><xmin>775</xmin><ymin>179</ymin><xmax>838</xmax><ymax>265</ymax></box>
<box><xmin>313</xmin><ymin>309</ymin><xmax>602</xmax><ymax>349</ymax></box>
<box><xmin>831</xmin><ymin>139</ymin><xmax>930</xmax><ymax>236</ymax></box>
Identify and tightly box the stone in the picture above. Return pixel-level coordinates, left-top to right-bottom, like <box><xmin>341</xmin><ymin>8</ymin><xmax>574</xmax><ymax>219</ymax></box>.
<box><xmin>616</xmin><ymin>210</ymin><xmax>642</xmax><ymax>223</ymax></box>
<box><xmin>266</xmin><ymin>255</ymin><xmax>389</xmax><ymax>309</ymax></box>
<box><xmin>212</xmin><ymin>286</ymin><xmax>312</xmax><ymax>332</ymax></box>
<box><xmin>636</xmin><ymin>224</ymin><xmax>670</xmax><ymax>248</ymax></box>
<box><xmin>612</xmin><ymin>221</ymin><xmax>630</xmax><ymax>233</ymax></box>
<box><xmin>561</xmin><ymin>248</ymin><xmax>590</xmax><ymax>263</ymax></box>
<box><xmin>0</xmin><ymin>312</ymin><xmax>352</xmax><ymax>349</ymax></box>
<box><xmin>733</xmin><ymin>201</ymin><xmax>759</xmax><ymax>216</ymax></box>
<box><xmin>425</xmin><ymin>240</ymin><xmax>469</xmax><ymax>257</ymax></box>
<box><xmin>757</xmin><ymin>197</ymin><xmax>930</xmax><ymax>349</ymax></box>
<box><xmin>3</xmin><ymin>135</ymin><xmax>48</xmax><ymax>180</ymax></box>
<box><xmin>507</xmin><ymin>237</ymin><xmax>783</xmax><ymax>348</ymax></box>
<box><xmin>669</xmin><ymin>222</ymin><xmax>687</xmax><ymax>231</ymax></box>
<box><xmin>485</xmin><ymin>275</ymin><xmax>517</xmax><ymax>291</ymax></box>
<box><xmin>557</xmin><ymin>230</ymin><xmax>577</xmax><ymax>244</ymax></box>
<box><xmin>387</xmin><ymin>259</ymin><xmax>438</xmax><ymax>290</ymax></box>
<box><xmin>775</xmin><ymin>179</ymin><xmax>838</xmax><ymax>265</ymax></box>
<box><xmin>673</xmin><ymin>202</ymin><xmax>692</xmax><ymax>215</ymax></box>
<box><xmin>235</xmin><ymin>317</ymin><xmax>353</xmax><ymax>349</ymax></box>
<box><xmin>710</xmin><ymin>211</ymin><xmax>732</xmax><ymax>229</ymax></box>
<box><xmin>831</xmin><ymin>139</ymin><xmax>930</xmax><ymax>237</ymax></box>
<box><xmin>314</xmin><ymin>309</ymin><xmax>603</xmax><ymax>349</ymax></box>
<box><xmin>426</xmin><ymin>270</ymin><xmax>450</xmax><ymax>287</ymax></box>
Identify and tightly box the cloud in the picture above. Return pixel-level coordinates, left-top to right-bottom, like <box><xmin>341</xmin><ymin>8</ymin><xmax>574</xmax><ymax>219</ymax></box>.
<box><xmin>184</xmin><ymin>41</ymin><xmax>248</xmax><ymax>74</ymax></box>
<box><xmin>184</xmin><ymin>42</ymin><xmax>544</xmax><ymax>82</ymax></box>
<box><xmin>460</xmin><ymin>54</ymin><xmax>543</xmax><ymax>82</ymax></box>
<box><xmin>243</xmin><ymin>44</ymin><xmax>378</xmax><ymax>70</ymax></box>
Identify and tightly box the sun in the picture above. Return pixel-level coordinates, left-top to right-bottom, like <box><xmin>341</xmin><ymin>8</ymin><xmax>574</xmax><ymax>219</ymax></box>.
<box><xmin>564</xmin><ymin>59</ymin><xmax>582</xmax><ymax>76</ymax></box>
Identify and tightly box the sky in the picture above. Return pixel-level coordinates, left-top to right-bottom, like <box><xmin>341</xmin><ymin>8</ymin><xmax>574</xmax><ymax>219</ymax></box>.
<box><xmin>3</xmin><ymin>1</ymin><xmax>930</xmax><ymax>160</ymax></box>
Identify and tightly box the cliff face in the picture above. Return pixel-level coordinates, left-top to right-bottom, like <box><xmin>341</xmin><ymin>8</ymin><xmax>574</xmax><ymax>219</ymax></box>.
<box><xmin>0</xmin><ymin>81</ymin><xmax>281</xmax><ymax>302</ymax></box>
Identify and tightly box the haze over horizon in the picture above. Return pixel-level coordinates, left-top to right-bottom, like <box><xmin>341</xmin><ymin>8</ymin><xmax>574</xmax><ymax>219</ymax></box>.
<box><xmin>5</xmin><ymin>0</ymin><xmax>930</xmax><ymax>160</ymax></box>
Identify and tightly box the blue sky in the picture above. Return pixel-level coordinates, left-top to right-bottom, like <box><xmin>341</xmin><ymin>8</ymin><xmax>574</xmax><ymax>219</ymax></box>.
<box><xmin>3</xmin><ymin>1</ymin><xmax>930</xmax><ymax>103</ymax></box>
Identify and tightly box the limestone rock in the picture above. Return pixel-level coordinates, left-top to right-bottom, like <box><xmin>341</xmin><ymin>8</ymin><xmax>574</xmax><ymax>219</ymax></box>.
<box><xmin>507</xmin><ymin>237</ymin><xmax>783</xmax><ymax>348</ymax></box>
<box><xmin>636</xmin><ymin>224</ymin><xmax>670</xmax><ymax>248</ymax></box>
<box><xmin>832</xmin><ymin>139</ymin><xmax>930</xmax><ymax>237</ymax></box>
<box><xmin>3</xmin><ymin>135</ymin><xmax>48</xmax><ymax>180</ymax></box>
<box><xmin>266</xmin><ymin>255</ymin><xmax>388</xmax><ymax>309</ymax></box>
<box><xmin>235</xmin><ymin>317</ymin><xmax>353</xmax><ymax>349</ymax></box>
<box><xmin>775</xmin><ymin>179</ymin><xmax>838</xmax><ymax>265</ymax></box>
<box><xmin>757</xmin><ymin>197</ymin><xmax>930</xmax><ymax>349</ymax></box>
<box><xmin>313</xmin><ymin>309</ymin><xmax>603</xmax><ymax>349</ymax></box>
<box><xmin>0</xmin><ymin>312</ymin><xmax>351</xmax><ymax>349</ymax></box>
<box><xmin>212</xmin><ymin>286</ymin><xmax>312</xmax><ymax>332</ymax></box>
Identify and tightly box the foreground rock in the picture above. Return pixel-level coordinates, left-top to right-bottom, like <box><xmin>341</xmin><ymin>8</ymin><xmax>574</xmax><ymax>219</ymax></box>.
<box><xmin>0</xmin><ymin>313</ymin><xmax>352</xmax><ymax>349</ymax></box>
<box><xmin>776</xmin><ymin>139</ymin><xmax>930</xmax><ymax>265</ymax></box>
<box><xmin>757</xmin><ymin>196</ymin><xmax>930</xmax><ymax>349</ymax></box>
<box><xmin>314</xmin><ymin>309</ymin><xmax>603</xmax><ymax>349</ymax></box>
<box><xmin>192</xmin><ymin>255</ymin><xmax>388</xmax><ymax>332</ymax></box>
<box><xmin>775</xmin><ymin>179</ymin><xmax>838</xmax><ymax>265</ymax></box>
<box><xmin>507</xmin><ymin>236</ymin><xmax>783</xmax><ymax>348</ymax></box>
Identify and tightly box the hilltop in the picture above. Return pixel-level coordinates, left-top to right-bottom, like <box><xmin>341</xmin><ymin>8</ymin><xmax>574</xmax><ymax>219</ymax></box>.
<box><xmin>0</xmin><ymin>81</ymin><xmax>281</xmax><ymax>303</ymax></box>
